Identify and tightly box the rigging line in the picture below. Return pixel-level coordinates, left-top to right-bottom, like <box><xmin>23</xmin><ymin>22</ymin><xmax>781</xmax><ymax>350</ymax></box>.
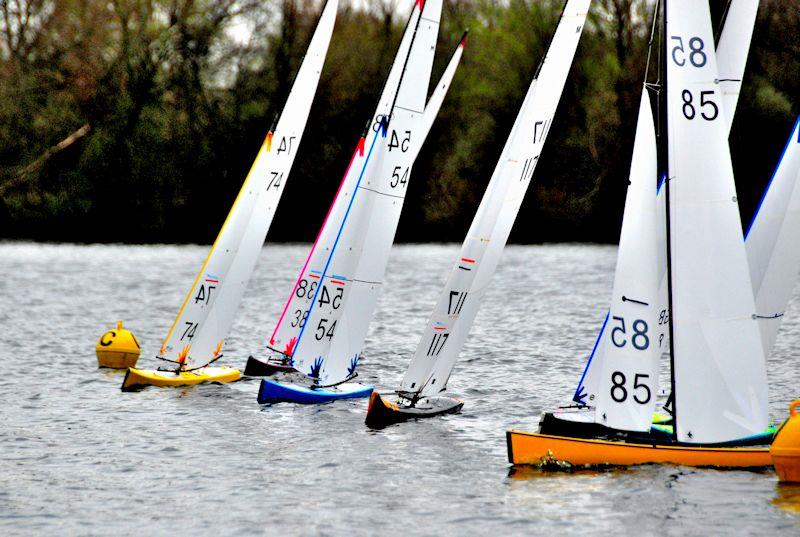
<box><xmin>266</xmin><ymin>345</ymin><xmax>292</xmax><ymax>359</ymax></box>
<box><xmin>270</xmin><ymin>3</ymin><xmax>422</xmax><ymax>344</ymax></box>
<box><xmin>660</xmin><ymin>0</ymin><xmax>679</xmax><ymax>442</ymax></box>
<box><xmin>385</xmin><ymin>0</ymin><xmax>427</xmax><ymax>129</ymax></box>
<box><xmin>572</xmin><ymin>310</ymin><xmax>610</xmax><ymax>402</ymax></box>
<box><xmin>269</xmin><ymin>138</ymin><xmax>365</xmax><ymax>343</ymax></box>
<box><xmin>294</xmin><ymin>4</ymin><xmax>428</xmax><ymax>377</ymax></box>
<box><xmin>643</xmin><ymin>0</ymin><xmax>661</xmax><ymax>85</ymax></box>
<box><xmin>533</xmin><ymin>0</ymin><xmax>570</xmax><ymax>80</ymax></box>
<box><xmin>714</xmin><ymin>0</ymin><xmax>734</xmax><ymax>47</ymax></box>
<box><xmin>351</xmin><ymin>277</ymin><xmax>382</xmax><ymax>285</ymax></box>
<box><xmin>357</xmin><ymin>184</ymin><xmax>405</xmax><ymax>199</ymax></box>
<box><xmin>172</xmin><ymin>1</ymin><xmax>335</xmax><ymax>357</ymax></box>
<box><xmin>269</xmin><ymin>4</ymin><xmax>421</xmax><ymax>342</ymax></box>
<box><xmin>183</xmin><ymin>354</ymin><xmax>224</xmax><ymax>372</ymax></box>
<box><xmin>393</xmin><ymin>105</ymin><xmax>425</xmax><ymax>115</ymax></box>
<box><xmin>311</xmin><ymin>372</ymin><xmax>358</xmax><ymax>390</ymax></box>
<box><xmin>290</xmin><ymin>123</ymin><xmax>385</xmax><ymax>367</ymax></box>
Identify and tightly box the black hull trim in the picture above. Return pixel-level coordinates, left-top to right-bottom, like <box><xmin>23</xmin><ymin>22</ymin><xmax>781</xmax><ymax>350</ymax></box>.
<box><xmin>539</xmin><ymin>413</ymin><xmax>773</xmax><ymax>448</ymax></box>
<box><xmin>243</xmin><ymin>355</ymin><xmax>294</xmax><ymax>377</ymax></box>
<box><xmin>365</xmin><ymin>391</ymin><xmax>463</xmax><ymax>429</ymax></box>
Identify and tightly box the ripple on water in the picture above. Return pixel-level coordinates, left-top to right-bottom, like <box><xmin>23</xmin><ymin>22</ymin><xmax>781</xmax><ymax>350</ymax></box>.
<box><xmin>0</xmin><ymin>242</ymin><xmax>799</xmax><ymax>535</ymax></box>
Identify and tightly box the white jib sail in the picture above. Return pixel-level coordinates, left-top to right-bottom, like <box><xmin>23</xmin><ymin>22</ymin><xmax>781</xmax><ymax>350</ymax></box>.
<box><xmin>573</xmin><ymin>2</ymin><xmax>756</xmax><ymax>405</ymax></box>
<box><xmin>268</xmin><ymin>2</ymin><xmax>425</xmax><ymax>357</ymax></box>
<box><xmin>159</xmin><ymin>0</ymin><xmax>338</xmax><ymax>367</ymax></box>
<box><xmin>667</xmin><ymin>0</ymin><xmax>767</xmax><ymax>443</ymax></box>
<box><xmin>745</xmin><ymin>117</ymin><xmax>800</xmax><ymax>357</ymax></box>
<box><xmin>716</xmin><ymin>0</ymin><xmax>759</xmax><ymax>132</ymax></box>
<box><xmin>287</xmin><ymin>0</ymin><xmax>445</xmax><ymax>384</ymax></box>
<box><xmin>593</xmin><ymin>93</ymin><xmax>665</xmax><ymax>432</ymax></box>
<box><xmin>400</xmin><ymin>0</ymin><xmax>591</xmax><ymax>397</ymax></box>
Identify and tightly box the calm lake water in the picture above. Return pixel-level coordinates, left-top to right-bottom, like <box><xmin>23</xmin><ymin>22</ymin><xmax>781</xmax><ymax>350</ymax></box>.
<box><xmin>2</xmin><ymin>242</ymin><xmax>800</xmax><ymax>536</ymax></box>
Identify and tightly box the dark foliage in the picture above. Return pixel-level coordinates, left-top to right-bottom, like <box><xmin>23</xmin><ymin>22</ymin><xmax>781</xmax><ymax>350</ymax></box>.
<box><xmin>0</xmin><ymin>0</ymin><xmax>797</xmax><ymax>244</ymax></box>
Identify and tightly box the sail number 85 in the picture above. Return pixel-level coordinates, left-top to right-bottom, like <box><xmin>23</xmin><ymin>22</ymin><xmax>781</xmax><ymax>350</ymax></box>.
<box><xmin>610</xmin><ymin>316</ymin><xmax>649</xmax><ymax>350</ymax></box>
<box><xmin>610</xmin><ymin>371</ymin><xmax>651</xmax><ymax>404</ymax></box>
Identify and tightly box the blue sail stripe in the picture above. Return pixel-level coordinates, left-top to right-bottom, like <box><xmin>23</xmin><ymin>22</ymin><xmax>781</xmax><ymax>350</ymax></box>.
<box><xmin>744</xmin><ymin>116</ymin><xmax>800</xmax><ymax>240</ymax></box>
<box><xmin>572</xmin><ymin>310</ymin><xmax>609</xmax><ymax>404</ymax></box>
<box><xmin>292</xmin><ymin>128</ymin><xmax>384</xmax><ymax>369</ymax></box>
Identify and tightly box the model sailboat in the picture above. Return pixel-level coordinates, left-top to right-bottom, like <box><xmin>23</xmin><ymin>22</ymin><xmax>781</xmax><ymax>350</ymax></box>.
<box><xmin>121</xmin><ymin>0</ymin><xmax>338</xmax><ymax>391</ymax></box>
<box><xmin>365</xmin><ymin>0</ymin><xmax>591</xmax><ymax>427</ymax></box>
<box><xmin>573</xmin><ymin>0</ymin><xmax>800</xmax><ymax>412</ymax></box>
<box><xmin>508</xmin><ymin>0</ymin><xmax>779</xmax><ymax>467</ymax></box>
<box><xmin>245</xmin><ymin>5</ymin><xmax>466</xmax><ymax>379</ymax></box>
<box><xmin>255</xmin><ymin>0</ymin><xmax>466</xmax><ymax>404</ymax></box>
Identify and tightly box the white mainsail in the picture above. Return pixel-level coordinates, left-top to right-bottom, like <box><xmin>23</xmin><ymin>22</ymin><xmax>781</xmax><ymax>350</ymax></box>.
<box><xmin>278</xmin><ymin>0</ymin><xmax>451</xmax><ymax>384</ymax></box>
<box><xmin>159</xmin><ymin>0</ymin><xmax>338</xmax><ymax>367</ymax></box>
<box><xmin>667</xmin><ymin>0</ymin><xmax>767</xmax><ymax>443</ymax></box>
<box><xmin>399</xmin><ymin>0</ymin><xmax>591</xmax><ymax>397</ymax></box>
<box><xmin>268</xmin><ymin>2</ymin><xmax>426</xmax><ymax>357</ymax></box>
<box><xmin>573</xmin><ymin>1</ymin><xmax>757</xmax><ymax>405</ymax></box>
<box><xmin>593</xmin><ymin>93</ymin><xmax>664</xmax><ymax>432</ymax></box>
<box><xmin>745</xmin><ymin>118</ymin><xmax>800</xmax><ymax>357</ymax></box>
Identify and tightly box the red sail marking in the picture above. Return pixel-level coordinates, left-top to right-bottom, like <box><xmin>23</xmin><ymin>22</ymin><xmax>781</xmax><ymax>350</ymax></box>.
<box><xmin>283</xmin><ymin>337</ymin><xmax>297</xmax><ymax>357</ymax></box>
<box><xmin>269</xmin><ymin>142</ymin><xmax>366</xmax><ymax>346</ymax></box>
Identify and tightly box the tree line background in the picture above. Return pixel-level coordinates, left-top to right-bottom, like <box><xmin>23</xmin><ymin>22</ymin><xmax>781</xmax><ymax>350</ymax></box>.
<box><xmin>0</xmin><ymin>0</ymin><xmax>797</xmax><ymax>244</ymax></box>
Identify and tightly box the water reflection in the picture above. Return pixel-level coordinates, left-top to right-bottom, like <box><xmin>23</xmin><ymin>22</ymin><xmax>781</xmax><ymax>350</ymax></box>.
<box><xmin>773</xmin><ymin>483</ymin><xmax>800</xmax><ymax>513</ymax></box>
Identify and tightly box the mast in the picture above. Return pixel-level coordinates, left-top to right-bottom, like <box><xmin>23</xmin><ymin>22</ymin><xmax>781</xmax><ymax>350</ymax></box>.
<box><xmin>660</xmin><ymin>0</ymin><xmax>678</xmax><ymax>441</ymax></box>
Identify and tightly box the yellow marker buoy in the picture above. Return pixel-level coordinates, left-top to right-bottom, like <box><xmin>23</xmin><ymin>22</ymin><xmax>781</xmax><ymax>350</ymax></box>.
<box><xmin>96</xmin><ymin>321</ymin><xmax>141</xmax><ymax>369</ymax></box>
<box><xmin>771</xmin><ymin>400</ymin><xmax>800</xmax><ymax>482</ymax></box>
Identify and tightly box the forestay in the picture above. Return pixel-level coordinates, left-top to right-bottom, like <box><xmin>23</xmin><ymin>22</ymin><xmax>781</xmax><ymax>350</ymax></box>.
<box><xmin>159</xmin><ymin>0</ymin><xmax>338</xmax><ymax>368</ymax></box>
<box><xmin>284</xmin><ymin>0</ymin><xmax>448</xmax><ymax>384</ymax></box>
<box><xmin>745</xmin><ymin>118</ymin><xmax>800</xmax><ymax>357</ymax></box>
<box><xmin>573</xmin><ymin>0</ymin><xmax>757</xmax><ymax>406</ymax></box>
<box><xmin>592</xmin><ymin>94</ymin><xmax>665</xmax><ymax>432</ymax></box>
<box><xmin>667</xmin><ymin>0</ymin><xmax>767</xmax><ymax>443</ymax></box>
<box><xmin>268</xmin><ymin>1</ymin><xmax>425</xmax><ymax>357</ymax></box>
<box><xmin>399</xmin><ymin>0</ymin><xmax>591</xmax><ymax>397</ymax></box>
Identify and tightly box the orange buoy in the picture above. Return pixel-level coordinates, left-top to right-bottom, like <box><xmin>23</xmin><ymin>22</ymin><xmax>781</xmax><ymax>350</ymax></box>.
<box><xmin>771</xmin><ymin>400</ymin><xmax>800</xmax><ymax>482</ymax></box>
<box><xmin>96</xmin><ymin>321</ymin><xmax>141</xmax><ymax>369</ymax></box>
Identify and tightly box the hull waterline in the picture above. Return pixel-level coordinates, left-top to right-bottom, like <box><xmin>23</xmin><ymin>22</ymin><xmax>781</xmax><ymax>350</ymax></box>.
<box><xmin>257</xmin><ymin>377</ymin><xmax>372</xmax><ymax>404</ymax></box>
<box><xmin>121</xmin><ymin>365</ymin><xmax>241</xmax><ymax>391</ymax></box>
<box><xmin>506</xmin><ymin>430</ymin><xmax>772</xmax><ymax>468</ymax></box>
<box><xmin>365</xmin><ymin>391</ymin><xmax>463</xmax><ymax>428</ymax></box>
<box><xmin>243</xmin><ymin>355</ymin><xmax>295</xmax><ymax>376</ymax></box>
